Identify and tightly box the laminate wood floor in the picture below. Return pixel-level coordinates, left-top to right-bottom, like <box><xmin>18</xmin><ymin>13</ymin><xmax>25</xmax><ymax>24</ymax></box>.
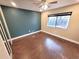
<box><xmin>12</xmin><ymin>32</ymin><xmax>79</xmax><ymax>59</ymax></box>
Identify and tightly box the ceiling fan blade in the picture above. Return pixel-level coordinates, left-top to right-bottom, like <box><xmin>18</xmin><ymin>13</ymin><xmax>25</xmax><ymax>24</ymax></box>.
<box><xmin>42</xmin><ymin>0</ymin><xmax>46</xmax><ymax>2</ymax></box>
<box><xmin>49</xmin><ymin>1</ymin><xmax>57</xmax><ymax>4</ymax></box>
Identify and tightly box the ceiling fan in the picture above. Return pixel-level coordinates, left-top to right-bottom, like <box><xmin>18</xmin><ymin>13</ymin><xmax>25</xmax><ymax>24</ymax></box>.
<box><xmin>33</xmin><ymin>0</ymin><xmax>58</xmax><ymax>11</ymax></box>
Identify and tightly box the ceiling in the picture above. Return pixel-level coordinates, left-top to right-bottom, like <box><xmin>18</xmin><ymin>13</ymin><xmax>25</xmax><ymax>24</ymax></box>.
<box><xmin>0</xmin><ymin>0</ymin><xmax>79</xmax><ymax>12</ymax></box>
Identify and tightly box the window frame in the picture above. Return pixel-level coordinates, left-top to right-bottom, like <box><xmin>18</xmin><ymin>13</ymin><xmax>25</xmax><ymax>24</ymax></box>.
<box><xmin>47</xmin><ymin>12</ymin><xmax>72</xmax><ymax>29</ymax></box>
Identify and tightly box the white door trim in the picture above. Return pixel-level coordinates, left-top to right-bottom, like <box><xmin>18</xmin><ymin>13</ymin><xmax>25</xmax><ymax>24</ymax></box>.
<box><xmin>0</xmin><ymin>34</ymin><xmax>11</xmax><ymax>59</ymax></box>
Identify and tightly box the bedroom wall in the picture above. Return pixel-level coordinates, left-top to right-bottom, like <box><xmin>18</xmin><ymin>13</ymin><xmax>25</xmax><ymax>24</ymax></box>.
<box><xmin>1</xmin><ymin>6</ymin><xmax>41</xmax><ymax>38</ymax></box>
<box><xmin>41</xmin><ymin>4</ymin><xmax>79</xmax><ymax>42</ymax></box>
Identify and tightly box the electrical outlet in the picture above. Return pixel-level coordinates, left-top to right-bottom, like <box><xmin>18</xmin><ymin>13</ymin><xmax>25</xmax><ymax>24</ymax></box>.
<box><xmin>29</xmin><ymin>30</ymin><xmax>31</xmax><ymax>32</ymax></box>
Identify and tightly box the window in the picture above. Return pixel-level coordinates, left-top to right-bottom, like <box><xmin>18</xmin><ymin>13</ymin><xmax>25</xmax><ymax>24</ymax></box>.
<box><xmin>47</xmin><ymin>17</ymin><xmax>56</xmax><ymax>27</ymax></box>
<box><xmin>47</xmin><ymin>12</ymin><xmax>72</xmax><ymax>29</ymax></box>
<box><xmin>56</xmin><ymin>15</ymin><xmax>70</xmax><ymax>29</ymax></box>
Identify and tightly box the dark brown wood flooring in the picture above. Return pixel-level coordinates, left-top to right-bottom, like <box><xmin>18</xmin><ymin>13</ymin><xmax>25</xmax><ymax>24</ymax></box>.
<box><xmin>12</xmin><ymin>32</ymin><xmax>79</xmax><ymax>59</ymax></box>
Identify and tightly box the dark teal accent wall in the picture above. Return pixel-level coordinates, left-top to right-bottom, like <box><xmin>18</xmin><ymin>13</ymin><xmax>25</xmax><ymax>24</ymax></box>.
<box><xmin>1</xmin><ymin>6</ymin><xmax>41</xmax><ymax>38</ymax></box>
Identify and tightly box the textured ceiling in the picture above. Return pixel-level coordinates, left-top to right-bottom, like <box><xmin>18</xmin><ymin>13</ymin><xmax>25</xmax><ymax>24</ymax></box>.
<box><xmin>0</xmin><ymin>0</ymin><xmax>79</xmax><ymax>12</ymax></box>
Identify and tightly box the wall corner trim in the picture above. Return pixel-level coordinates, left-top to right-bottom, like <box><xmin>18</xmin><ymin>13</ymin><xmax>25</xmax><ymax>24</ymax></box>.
<box><xmin>40</xmin><ymin>30</ymin><xmax>79</xmax><ymax>45</ymax></box>
<box><xmin>10</xmin><ymin>30</ymin><xmax>41</xmax><ymax>41</ymax></box>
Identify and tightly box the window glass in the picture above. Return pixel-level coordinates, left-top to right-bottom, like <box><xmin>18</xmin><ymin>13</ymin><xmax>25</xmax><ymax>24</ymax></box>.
<box><xmin>56</xmin><ymin>15</ymin><xmax>70</xmax><ymax>29</ymax></box>
<box><xmin>47</xmin><ymin>17</ymin><xmax>56</xmax><ymax>27</ymax></box>
<box><xmin>47</xmin><ymin>15</ymin><xmax>71</xmax><ymax>29</ymax></box>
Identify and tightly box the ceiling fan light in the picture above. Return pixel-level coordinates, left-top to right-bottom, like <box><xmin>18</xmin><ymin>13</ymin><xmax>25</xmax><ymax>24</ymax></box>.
<box><xmin>39</xmin><ymin>1</ymin><xmax>48</xmax><ymax>11</ymax></box>
<box><xmin>43</xmin><ymin>4</ymin><xmax>48</xmax><ymax>10</ymax></box>
<box><xmin>40</xmin><ymin>4</ymin><xmax>48</xmax><ymax>11</ymax></box>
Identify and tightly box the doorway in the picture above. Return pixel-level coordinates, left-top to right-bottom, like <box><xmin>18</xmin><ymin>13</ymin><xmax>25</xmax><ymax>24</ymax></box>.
<box><xmin>0</xmin><ymin>6</ymin><xmax>12</xmax><ymax>57</ymax></box>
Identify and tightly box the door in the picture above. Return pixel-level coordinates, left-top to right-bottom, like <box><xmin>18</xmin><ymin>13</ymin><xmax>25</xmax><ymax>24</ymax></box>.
<box><xmin>0</xmin><ymin>34</ymin><xmax>11</xmax><ymax>59</ymax></box>
<box><xmin>0</xmin><ymin>6</ymin><xmax>12</xmax><ymax>57</ymax></box>
<box><xmin>0</xmin><ymin>19</ymin><xmax>12</xmax><ymax>56</ymax></box>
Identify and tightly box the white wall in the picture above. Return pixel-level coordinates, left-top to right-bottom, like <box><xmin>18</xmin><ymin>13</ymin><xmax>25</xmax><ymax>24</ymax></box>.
<box><xmin>41</xmin><ymin>4</ymin><xmax>79</xmax><ymax>42</ymax></box>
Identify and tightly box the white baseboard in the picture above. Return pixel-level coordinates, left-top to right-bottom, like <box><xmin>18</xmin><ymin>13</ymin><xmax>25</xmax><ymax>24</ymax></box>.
<box><xmin>10</xmin><ymin>30</ymin><xmax>41</xmax><ymax>41</ymax></box>
<box><xmin>40</xmin><ymin>30</ymin><xmax>79</xmax><ymax>45</ymax></box>
<box><xmin>9</xmin><ymin>30</ymin><xmax>79</xmax><ymax>45</ymax></box>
